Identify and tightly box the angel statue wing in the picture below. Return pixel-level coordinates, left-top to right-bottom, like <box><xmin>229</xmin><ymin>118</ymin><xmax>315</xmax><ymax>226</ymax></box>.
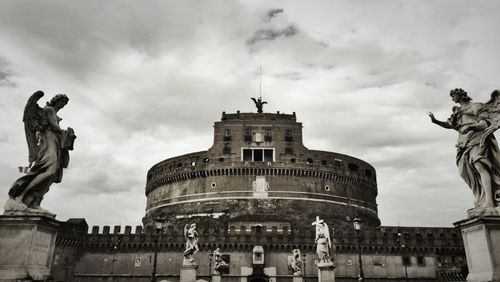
<box><xmin>480</xmin><ymin>90</ymin><xmax>500</xmax><ymax>146</ymax></box>
<box><xmin>251</xmin><ymin>97</ymin><xmax>258</xmax><ymax>104</ymax></box>
<box><xmin>184</xmin><ymin>224</ymin><xmax>189</xmax><ymax>240</ymax></box>
<box><xmin>23</xmin><ymin>91</ymin><xmax>48</xmax><ymax>165</ymax></box>
<box><xmin>323</xmin><ymin>223</ymin><xmax>332</xmax><ymax>249</ymax></box>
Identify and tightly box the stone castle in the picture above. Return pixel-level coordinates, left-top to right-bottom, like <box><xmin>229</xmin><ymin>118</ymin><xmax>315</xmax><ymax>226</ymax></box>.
<box><xmin>45</xmin><ymin>109</ymin><xmax>467</xmax><ymax>282</ymax></box>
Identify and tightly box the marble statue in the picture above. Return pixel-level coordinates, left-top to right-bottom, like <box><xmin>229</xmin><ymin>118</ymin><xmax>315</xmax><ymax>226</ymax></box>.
<box><xmin>4</xmin><ymin>91</ymin><xmax>76</xmax><ymax>216</ymax></box>
<box><xmin>429</xmin><ymin>89</ymin><xmax>500</xmax><ymax>214</ymax></box>
<box><xmin>183</xmin><ymin>223</ymin><xmax>199</xmax><ymax>265</ymax></box>
<box><xmin>213</xmin><ymin>248</ymin><xmax>228</xmax><ymax>274</ymax></box>
<box><xmin>251</xmin><ymin>97</ymin><xmax>267</xmax><ymax>113</ymax></box>
<box><xmin>287</xmin><ymin>248</ymin><xmax>302</xmax><ymax>276</ymax></box>
<box><xmin>315</xmin><ymin>221</ymin><xmax>333</xmax><ymax>264</ymax></box>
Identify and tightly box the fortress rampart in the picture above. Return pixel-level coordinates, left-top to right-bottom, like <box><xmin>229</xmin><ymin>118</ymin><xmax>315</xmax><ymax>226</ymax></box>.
<box><xmin>79</xmin><ymin>224</ymin><xmax>464</xmax><ymax>256</ymax></box>
<box><xmin>51</xmin><ymin>220</ymin><xmax>466</xmax><ymax>282</ymax></box>
<box><xmin>144</xmin><ymin>111</ymin><xmax>380</xmax><ymax>228</ymax></box>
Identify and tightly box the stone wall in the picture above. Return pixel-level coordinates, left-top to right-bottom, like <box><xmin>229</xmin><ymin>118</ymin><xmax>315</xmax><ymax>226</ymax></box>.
<box><xmin>51</xmin><ymin>221</ymin><xmax>466</xmax><ymax>282</ymax></box>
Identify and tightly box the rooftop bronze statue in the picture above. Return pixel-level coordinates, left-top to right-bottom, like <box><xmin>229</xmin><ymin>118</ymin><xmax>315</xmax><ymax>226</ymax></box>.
<box><xmin>429</xmin><ymin>89</ymin><xmax>500</xmax><ymax>214</ymax></box>
<box><xmin>251</xmin><ymin>97</ymin><xmax>267</xmax><ymax>113</ymax></box>
<box><xmin>4</xmin><ymin>91</ymin><xmax>76</xmax><ymax>216</ymax></box>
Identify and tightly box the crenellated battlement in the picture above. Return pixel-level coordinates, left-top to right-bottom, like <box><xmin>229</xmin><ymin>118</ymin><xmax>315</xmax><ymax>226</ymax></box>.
<box><xmin>82</xmin><ymin>224</ymin><xmax>464</xmax><ymax>256</ymax></box>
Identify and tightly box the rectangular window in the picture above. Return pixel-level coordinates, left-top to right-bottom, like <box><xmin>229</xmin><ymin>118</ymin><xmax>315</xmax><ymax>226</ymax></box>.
<box><xmin>254</xmin><ymin>149</ymin><xmax>263</xmax><ymax>161</ymax></box>
<box><xmin>223</xmin><ymin>142</ymin><xmax>231</xmax><ymax>154</ymax></box>
<box><xmin>244</xmin><ymin>128</ymin><xmax>252</xmax><ymax>142</ymax></box>
<box><xmin>402</xmin><ymin>256</ymin><xmax>411</xmax><ymax>266</ymax></box>
<box><xmin>334</xmin><ymin>159</ymin><xmax>343</xmax><ymax>168</ymax></box>
<box><xmin>224</xmin><ymin>129</ymin><xmax>231</xmax><ymax>141</ymax></box>
<box><xmin>284</xmin><ymin>129</ymin><xmax>293</xmax><ymax>142</ymax></box>
<box><xmin>285</xmin><ymin>143</ymin><xmax>293</xmax><ymax>154</ymax></box>
<box><xmin>417</xmin><ymin>256</ymin><xmax>425</xmax><ymax>266</ymax></box>
<box><xmin>264</xmin><ymin>149</ymin><xmax>273</xmax><ymax>162</ymax></box>
<box><xmin>241</xmin><ymin>148</ymin><xmax>274</xmax><ymax>162</ymax></box>
<box><xmin>243</xmin><ymin>149</ymin><xmax>252</xmax><ymax>161</ymax></box>
<box><xmin>264</xmin><ymin>128</ymin><xmax>272</xmax><ymax>142</ymax></box>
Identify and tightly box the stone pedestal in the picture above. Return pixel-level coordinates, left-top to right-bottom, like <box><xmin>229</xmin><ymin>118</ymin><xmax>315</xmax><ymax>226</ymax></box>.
<box><xmin>454</xmin><ymin>215</ymin><xmax>500</xmax><ymax>282</ymax></box>
<box><xmin>0</xmin><ymin>214</ymin><xmax>59</xmax><ymax>281</ymax></box>
<box><xmin>292</xmin><ymin>276</ymin><xmax>304</xmax><ymax>282</ymax></box>
<box><xmin>212</xmin><ymin>273</ymin><xmax>221</xmax><ymax>282</ymax></box>
<box><xmin>317</xmin><ymin>263</ymin><xmax>335</xmax><ymax>282</ymax></box>
<box><xmin>180</xmin><ymin>264</ymin><xmax>198</xmax><ymax>282</ymax></box>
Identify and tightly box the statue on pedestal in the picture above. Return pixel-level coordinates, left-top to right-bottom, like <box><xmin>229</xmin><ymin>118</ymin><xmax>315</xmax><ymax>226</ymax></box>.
<box><xmin>288</xmin><ymin>248</ymin><xmax>302</xmax><ymax>276</ymax></box>
<box><xmin>429</xmin><ymin>89</ymin><xmax>500</xmax><ymax>215</ymax></box>
<box><xmin>4</xmin><ymin>91</ymin><xmax>76</xmax><ymax>216</ymax></box>
<box><xmin>183</xmin><ymin>223</ymin><xmax>199</xmax><ymax>265</ymax></box>
<box><xmin>213</xmin><ymin>248</ymin><xmax>228</xmax><ymax>274</ymax></box>
<box><xmin>312</xmin><ymin>216</ymin><xmax>333</xmax><ymax>266</ymax></box>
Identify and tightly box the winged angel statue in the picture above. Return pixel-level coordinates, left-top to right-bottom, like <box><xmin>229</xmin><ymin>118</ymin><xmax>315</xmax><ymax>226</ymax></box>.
<box><xmin>4</xmin><ymin>91</ymin><xmax>76</xmax><ymax>215</ymax></box>
<box><xmin>315</xmin><ymin>222</ymin><xmax>333</xmax><ymax>265</ymax></box>
<box><xmin>429</xmin><ymin>89</ymin><xmax>500</xmax><ymax>214</ymax></box>
<box><xmin>251</xmin><ymin>97</ymin><xmax>267</xmax><ymax>113</ymax></box>
<box><xmin>183</xmin><ymin>223</ymin><xmax>199</xmax><ymax>265</ymax></box>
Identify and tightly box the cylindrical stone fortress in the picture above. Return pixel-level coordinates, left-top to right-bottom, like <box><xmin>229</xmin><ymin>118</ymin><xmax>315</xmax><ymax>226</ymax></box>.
<box><xmin>144</xmin><ymin>112</ymin><xmax>380</xmax><ymax>229</ymax></box>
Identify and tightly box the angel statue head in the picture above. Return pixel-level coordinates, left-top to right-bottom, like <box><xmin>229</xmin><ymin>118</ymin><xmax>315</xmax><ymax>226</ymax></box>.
<box><xmin>47</xmin><ymin>94</ymin><xmax>69</xmax><ymax>111</ymax></box>
<box><xmin>449</xmin><ymin>88</ymin><xmax>471</xmax><ymax>103</ymax></box>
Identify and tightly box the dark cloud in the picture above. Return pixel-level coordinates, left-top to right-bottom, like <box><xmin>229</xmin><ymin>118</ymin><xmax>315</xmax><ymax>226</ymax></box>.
<box><xmin>246</xmin><ymin>25</ymin><xmax>298</xmax><ymax>45</ymax></box>
<box><xmin>266</xmin><ymin>8</ymin><xmax>284</xmax><ymax>21</ymax></box>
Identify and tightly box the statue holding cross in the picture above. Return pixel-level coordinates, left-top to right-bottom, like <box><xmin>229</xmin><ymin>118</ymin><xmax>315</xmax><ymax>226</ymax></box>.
<box><xmin>312</xmin><ymin>216</ymin><xmax>333</xmax><ymax>265</ymax></box>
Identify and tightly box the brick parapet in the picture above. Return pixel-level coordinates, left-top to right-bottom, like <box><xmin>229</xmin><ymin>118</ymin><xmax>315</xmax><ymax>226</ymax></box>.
<box><xmin>55</xmin><ymin>218</ymin><xmax>88</xmax><ymax>247</ymax></box>
<box><xmin>221</xmin><ymin>112</ymin><xmax>297</xmax><ymax>121</ymax></box>
<box><xmin>82</xmin><ymin>225</ymin><xmax>464</xmax><ymax>256</ymax></box>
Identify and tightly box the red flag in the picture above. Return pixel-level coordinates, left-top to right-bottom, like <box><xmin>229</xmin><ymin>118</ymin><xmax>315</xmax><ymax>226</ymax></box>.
<box><xmin>18</xmin><ymin>166</ymin><xmax>29</xmax><ymax>173</ymax></box>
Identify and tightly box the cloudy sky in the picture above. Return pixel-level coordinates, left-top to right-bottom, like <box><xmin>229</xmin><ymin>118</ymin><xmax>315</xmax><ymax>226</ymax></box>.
<box><xmin>0</xmin><ymin>1</ymin><xmax>499</xmax><ymax>229</ymax></box>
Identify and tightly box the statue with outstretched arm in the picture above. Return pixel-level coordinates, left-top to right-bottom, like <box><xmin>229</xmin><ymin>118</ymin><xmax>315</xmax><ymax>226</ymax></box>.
<box><xmin>429</xmin><ymin>88</ymin><xmax>500</xmax><ymax>212</ymax></box>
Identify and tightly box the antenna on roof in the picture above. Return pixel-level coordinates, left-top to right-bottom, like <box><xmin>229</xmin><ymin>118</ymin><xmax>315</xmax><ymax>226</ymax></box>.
<box><xmin>259</xmin><ymin>64</ymin><xmax>262</xmax><ymax>99</ymax></box>
<box><xmin>251</xmin><ymin>65</ymin><xmax>267</xmax><ymax>113</ymax></box>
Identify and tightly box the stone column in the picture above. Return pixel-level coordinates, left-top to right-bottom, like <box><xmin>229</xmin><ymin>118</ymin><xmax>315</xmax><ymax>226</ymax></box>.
<box><xmin>317</xmin><ymin>263</ymin><xmax>335</xmax><ymax>282</ymax></box>
<box><xmin>0</xmin><ymin>214</ymin><xmax>60</xmax><ymax>281</ymax></box>
<box><xmin>180</xmin><ymin>264</ymin><xmax>198</xmax><ymax>282</ymax></box>
<box><xmin>454</xmin><ymin>215</ymin><xmax>500</xmax><ymax>282</ymax></box>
